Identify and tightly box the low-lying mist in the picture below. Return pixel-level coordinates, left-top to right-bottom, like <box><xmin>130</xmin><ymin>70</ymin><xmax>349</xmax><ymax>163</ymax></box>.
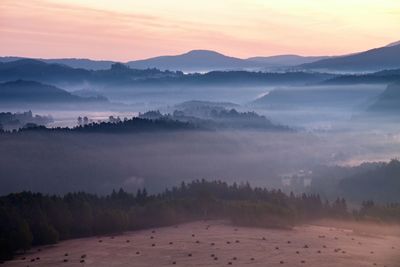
<box><xmin>1</xmin><ymin>129</ymin><xmax>399</xmax><ymax>196</ymax></box>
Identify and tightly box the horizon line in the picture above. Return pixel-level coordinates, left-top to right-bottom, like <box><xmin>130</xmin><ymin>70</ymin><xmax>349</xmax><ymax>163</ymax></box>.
<box><xmin>0</xmin><ymin>40</ymin><xmax>397</xmax><ymax>63</ymax></box>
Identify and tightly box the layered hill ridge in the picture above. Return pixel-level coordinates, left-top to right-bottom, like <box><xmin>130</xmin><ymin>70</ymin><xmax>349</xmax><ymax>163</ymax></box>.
<box><xmin>299</xmin><ymin>43</ymin><xmax>400</xmax><ymax>72</ymax></box>
<box><xmin>1</xmin><ymin>50</ymin><xmax>327</xmax><ymax>72</ymax></box>
<box><xmin>0</xmin><ymin>80</ymin><xmax>106</xmax><ymax>103</ymax></box>
<box><xmin>368</xmin><ymin>82</ymin><xmax>400</xmax><ymax>112</ymax></box>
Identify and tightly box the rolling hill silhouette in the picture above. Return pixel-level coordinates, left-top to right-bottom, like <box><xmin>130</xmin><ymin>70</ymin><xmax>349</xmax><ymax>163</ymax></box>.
<box><xmin>0</xmin><ymin>59</ymin><xmax>90</xmax><ymax>83</ymax></box>
<box><xmin>1</xmin><ymin>53</ymin><xmax>326</xmax><ymax>72</ymax></box>
<box><xmin>0</xmin><ymin>59</ymin><xmax>333</xmax><ymax>88</ymax></box>
<box><xmin>386</xmin><ymin>40</ymin><xmax>400</xmax><ymax>47</ymax></box>
<box><xmin>368</xmin><ymin>82</ymin><xmax>400</xmax><ymax>112</ymax></box>
<box><xmin>299</xmin><ymin>43</ymin><xmax>400</xmax><ymax>72</ymax></box>
<box><xmin>127</xmin><ymin>50</ymin><xmax>330</xmax><ymax>72</ymax></box>
<box><xmin>247</xmin><ymin>55</ymin><xmax>328</xmax><ymax>66</ymax></box>
<box><xmin>0</xmin><ymin>80</ymin><xmax>104</xmax><ymax>103</ymax></box>
<box><xmin>126</xmin><ymin>50</ymin><xmax>254</xmax><ymax>72</ymax></box>
<box><xmin>0</xmin><ymin>57</ymin><xmax>115</xmax><ymax>70</ymax></box>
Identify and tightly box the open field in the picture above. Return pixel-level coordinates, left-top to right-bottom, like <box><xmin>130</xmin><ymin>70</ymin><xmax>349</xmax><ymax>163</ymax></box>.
<box><xmin>4</xmin><ymin>221</ymin><xmax>400</xmax><ymax>267</ymax></box>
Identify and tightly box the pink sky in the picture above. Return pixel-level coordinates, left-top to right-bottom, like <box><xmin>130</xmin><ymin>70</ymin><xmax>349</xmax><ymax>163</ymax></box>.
<box><xmin>0</xmin><ymin>0</ymin><xmax>399</xmax><ymax>61</ymax></box>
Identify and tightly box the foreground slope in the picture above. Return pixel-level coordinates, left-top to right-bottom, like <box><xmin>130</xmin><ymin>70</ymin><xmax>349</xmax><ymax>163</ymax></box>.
<box><xmin>4</xmin><ymin>221</ymin><xmax>399</xmax><ymax>267</ymax></box>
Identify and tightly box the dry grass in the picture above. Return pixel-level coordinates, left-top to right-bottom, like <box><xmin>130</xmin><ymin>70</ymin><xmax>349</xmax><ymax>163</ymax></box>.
<box><xmin>4</xmin><ymin>220</ymin><xmax>400</xmax><ymax>267</ymax></box>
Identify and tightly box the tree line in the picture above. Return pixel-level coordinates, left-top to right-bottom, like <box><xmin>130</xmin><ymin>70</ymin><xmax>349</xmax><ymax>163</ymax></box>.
<box><xmin>0</xmin><ymin>116</ymin><xmax>198</xmax><ymax>134</ymax></box>
<box><xmin>1</xmin><ymin>180</ymin><xmax>399</xmax><ymax>261</ymax></box>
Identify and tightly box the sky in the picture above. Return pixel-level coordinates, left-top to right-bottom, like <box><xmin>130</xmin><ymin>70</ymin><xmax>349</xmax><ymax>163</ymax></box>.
<box><xmin>0</xmin><ymin>0</ymin><xmax>399</xmax><ymax>61</ymax></box>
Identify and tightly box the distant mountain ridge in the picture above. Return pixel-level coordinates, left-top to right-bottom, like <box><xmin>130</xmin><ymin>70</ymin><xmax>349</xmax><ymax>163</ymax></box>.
<box><xmin>127</xmin><ymin>50</ymin><xmax>252</xmax><ymax>72</ymax></box>
<box><xmin>0</xmin><ymin>57</ymin><xmax>116</xmax><ymax>70</ymax></box>
<box><xmin>2</xmin><ymin>41</ymin><xmax>400</xmax><ymax>73</ymax></box>
<box><xmin>0</xmin><ymin>59</ymin><xmax>91</xmax><ymax>84</ymax></box>
<box><xmin>299</xmin><ymin>43</ymin><xmax>400</xmax><ymax>72</ymax></box>
<box><xmin>1</xmin><ymin>50</ymin><xmax>328</xmax><ymax>72</ymax></box>
<box><xmin>247</xmin><ymin>55</ymin><xmax>329</xmax><ymax>66</ymax></box>
<box><xmin>386</xmin><ymin>40</ymin><xmax>400</xmax><ymax>47</ymax></box>
<box><xmin>127</xmin><ymin>50</ymin><xmax>331</xmax><ymax>72</ymax></box>
<box><xmin>0</xmin><ymin>59</ymin><xmax>334</xmax><ymax>89</ymax></box>
<box><xmin>0</xmin><ymin>59</ymin><xmax>182</xmax><ymax>86</ymax></box>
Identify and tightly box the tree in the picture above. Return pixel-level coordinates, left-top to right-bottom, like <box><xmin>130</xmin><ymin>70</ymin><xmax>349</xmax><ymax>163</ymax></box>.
<box><xmin>0</xmin><ymin>207</ymin><xmax>33</xmax><ymax>260</ymax></box>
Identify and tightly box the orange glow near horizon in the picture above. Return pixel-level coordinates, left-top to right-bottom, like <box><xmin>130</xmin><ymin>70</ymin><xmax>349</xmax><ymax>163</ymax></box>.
<box><xmin>0</xmin><ymin>0</ymin><xmax>399</xmax><ymax>61</ymax></box>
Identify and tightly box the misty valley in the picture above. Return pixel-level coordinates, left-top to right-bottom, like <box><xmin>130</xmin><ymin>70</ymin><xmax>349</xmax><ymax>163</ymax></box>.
<box><xmin>1</xmin><ymin>36</ymin><xmax>400</xmax><ymax>266</ymax></box>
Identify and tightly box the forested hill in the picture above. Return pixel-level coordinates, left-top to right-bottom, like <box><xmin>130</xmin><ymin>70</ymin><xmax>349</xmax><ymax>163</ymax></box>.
<box><xmin>0</xmin><ymin>80</ymin><xmax>106</xmax><ymax>103</ymax></box>
<box><xmin>1</xmin><ymin>179</ymin><xmax>398</xmax><ymax>261</ymax></box>
<box><xmin>11</xmin><ymin>117</ymin><xmax>198</xmax><ymax>134</ymax></box>
<box><xmin>0</xmin><ymin>59</ymin><xmax>334</xmax><ymax>88</ymax></box>
<box><xmin>338</xmin><ymin>159</ymin><xmax>400</xmax><ymax>202</ymax></box>
<box><xmin>368</xmin><ymin>82</ymin><xmax>400</xmax><ymax>112</ymax></box>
